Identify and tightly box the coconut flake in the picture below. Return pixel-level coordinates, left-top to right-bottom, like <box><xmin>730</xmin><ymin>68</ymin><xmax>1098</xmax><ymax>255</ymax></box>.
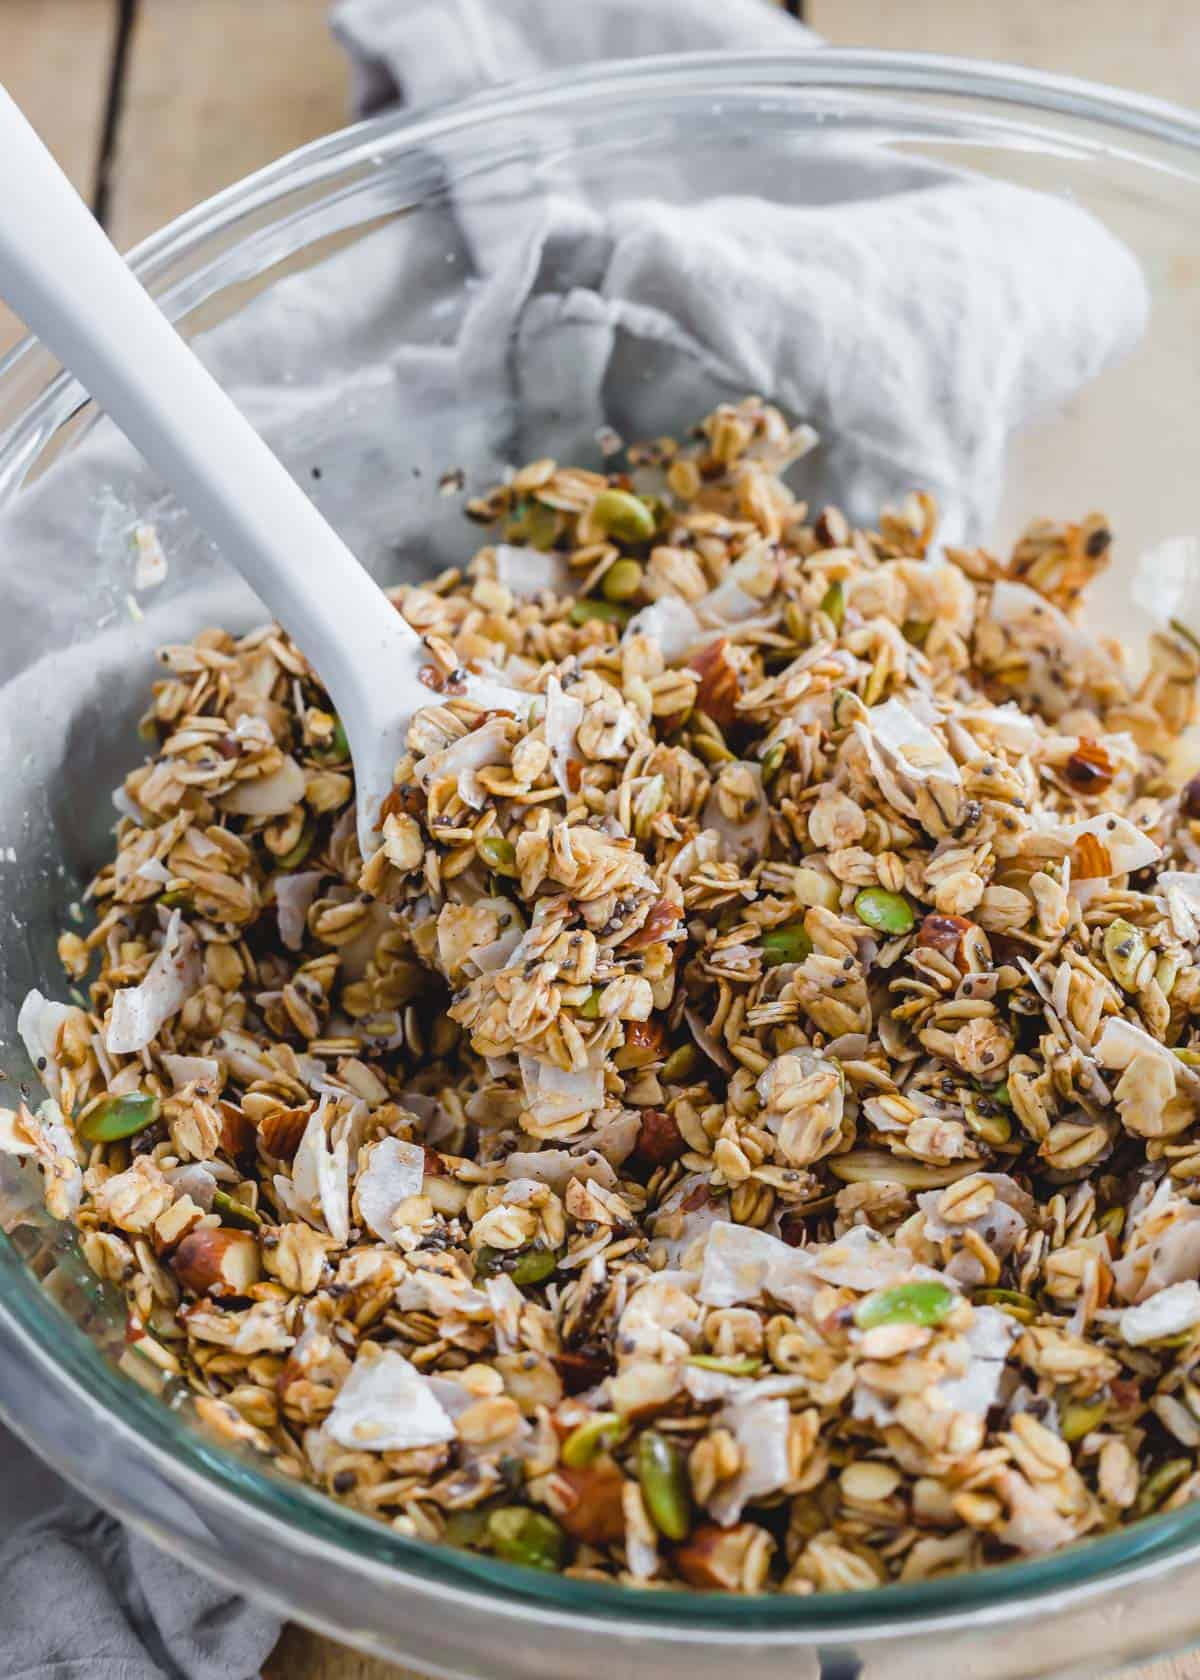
<box><xmin>938</xmin><ymin>1306</ymin><xmax>1017</xmax><ymax>1415</ymax></box>
<box><xmin>702</xmin><ymin>762</ymin><xmax>770</xmax><ymax>866</ymax></box>
<box><xmin>961</xmin><ymin>704</ymin><xmax>1042</xmax><ymax>756</ymax></box>
<box><xmin>624</xmin><ymin>595</ymin><xmax>702</xmax><ymax>661</ymax></box>
<box><xmin>105</xmin><ymin>911</ymin><xmax>202</xmax><ymax>1055</ymax></box>
<box><xmin>470</xmin><ymin>899</ymin><xmax>526</xmax><ymax>974</ymax></box>
<box><xmin>1</xmin><ymin>1098</ymin><xmax>82</xmax><ymax>1218</ymax></box>
<box><xmin>808</xmin><ymin>1224</ymin><xmax>925</xmax><ymax>1292</ymax></box>
<box><xmin>220</xmin><ymin>754</ymin><xmax>307</xmax><ymax>816</ymax></box>
<box><xmin>544</xmin><ymin>675</ymin><xmax>584</xmax><ymax>797</ymax></box>
<box><xmin>134</xmin><ymin>857</ymin><xmax>172</xmax><ymax>885</ymax></box>
<box><xmin>323</xmin><ymin>1347</ymin><xmax>456</xmax><ymax>1451</ymax></box>
<box><xmin>493</xmin><ymin>544</ymin><xmax>571</xmax><ymax>596</ymax></box>
<box><xmin>355</xmin><ymin>1137</ymin><xmax>426</xmax><ymax>1240</ymax></box>
<box><xmin>160</xmin><ymin>1053</ymin><xmax>221</xmax><ymax>1092</ymax></box>
<box><xmin>1059</xmin><ymin>813</ymin><xmax>1161</xmax><ymax>877</ymax></box>
<box><xmin>1158</xmin><ymin>871</ymin><xmax>1200</xmax><ymax>944</ymax></box>
<box><xmin>518</xmin><ymin>1053</ymin><xmax>605</xmax><ymax>1129</ymax></box>
<box><xmin>501</xmin><ymin>1148</ymin><xmax>617</xmax><ymax>1194</ymax></box>
<box><xmin>709</xmin><ymin>1397</ymin><xmax>792</xmax><ymax>1526</ymax></box>
<box><xmin>415</xmin><ymin>716</ymin><xmax>510</xmax><ymax>811</ymax></box>
<box><xmin>17</xmin><ymin>991</ymin><xmax>80</xmax><ymax>1100</ymax></box>
<box><xmin>696</xmin><ymin>545</ymin><xmax>777</xmax><ymax>628</ymax></box>
<box><xmin>276</xmin><ymin>870</ymin><xmax>324</xmax><ymax>952</ymax></box>
<box><xmin>855</xmin><ymin>698</ymin><xmax>962</xmax><ymax>832</ymax></box>
<box><xmin>1095</xmin><ymin>1016</ymin><xmax>1183</xmax><ymax>1074</ymax></box>
<box><xmin>698</xmin><ymin>1220</ymin><xmax>814</xmax><ymax>1312</ymax></box>
<box><xmin>684</xmin><ymin>1006</ymin><xmax>735</xmax><ymax>1075</ymax></box>
<box><xmin>291</xmin><ymin>1101</ymin><xmax>350</xmax><ymax>1243</ymax></box>
<box><xmin>1120</xmin><ymin>1280</ymin><xmax>1200</xmax><ymax>1345</ymax></box>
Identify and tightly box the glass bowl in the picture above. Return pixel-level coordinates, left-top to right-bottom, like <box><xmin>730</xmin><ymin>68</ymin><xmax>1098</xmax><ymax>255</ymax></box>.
<box><xmin>3</xmin><ymin>50</ymin><xmax>1200</xmax><ymax>1679</ymax></box>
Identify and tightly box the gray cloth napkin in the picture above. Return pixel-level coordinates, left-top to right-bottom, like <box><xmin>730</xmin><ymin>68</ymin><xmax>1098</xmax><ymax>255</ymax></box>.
<box><xmin>0</xmin><ymin>1</ymin><xmax>1147</xmax><ymax>1677</ymax></box>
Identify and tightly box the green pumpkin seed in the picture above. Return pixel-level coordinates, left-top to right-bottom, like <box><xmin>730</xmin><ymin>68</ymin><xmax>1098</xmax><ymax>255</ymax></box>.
<box><xmin>443</xmin><ymin>1507</ymin><xmax>492</xmax><ymax>1549</ymax></box>
<box><xmin>1134</xmin><ymin>1457</ymin><xmax>1192</xmax><ymax>1518</ymax></box>
<box><xmin>1098</xmin><ymin>1207</ymin><xmax>1125</xmax><ymax>1242</ymax></box>
<box><xmin>78</xmin><ymin>1093</ymin><xmax>160</xmax><ymax>1144</ymax></box>
<box><xmin>853</xmin><ymin>888</ymin><xmax>915</xmax><ymax>936</ymax></box>
<box><xmin>818</xmin><ymin>579</ymin><xmax>845</xmax><ymax>630</ymax></box>
<box><xmin>475</xmin><ymin>1244</ymin><xmax>558</xmax><ymax>1288</ymax></box>
<box><xmin>760</xmin><ymin>923</ymin><xmax>814</xmax><ymax>967</ymax></box>
<box><xmin>591</xmin><ymin>488</ymin><xmax>656</xmax><ymax>544</ymax></box>
<box><xmin>1103</xmin><ymin>918</ymin><xmax>1149</xmax><ymax>993</ymax></box>
<box><xmin>477</xmin><ymin>835</ymin><xmax>518</xmax><ymax>876</ymax></box>
<box><xmin>661</xmin><ymin>1044</ymin><xmax>700</xmax><ymax>1084</ymax></box>
<box><xmin>319</xmin><ymin>715</ymin><xmax>350</xmax><ymax>762</ymax></box>
<box><xmin>855</xmin><ymin>1280</ymin><xmax>957</xmax><ymax>1330</ymax></box>
<box><xmin>505</xmin><ymin>497</ymin><xmax>559</xmax><ymax>551</ymax></box>
<box><xmin>686</xmin><ymin>1354</ymin><xmax>762</xmax><ymax>1376</ymax></box>
<box><xmin>1059</xmin><ymin>1397</ymin><xmax>1109</xmax><ymax>1442</ymax></box>
<box><xmin>486</xmin><ymin>1506</ymin><xmax>566</xmax><ymax>1571</ymax></box>
<box><xmin>760</xmin><ymin>741</ymin><xmax>787</xmax><ymax>784</ymax></box>
<box><xmin>578</xmin><ymin>986</ymin><xmax>604</xmax><ymax>1020</ymax></box>
<box><xmin>561</xmin><ymin>1411</ymin><xmax>628</xmax><ymax>1468</ymax></box>
<box><xmin>1156</xmin><ymin>951</ymin><xmax>1181</xmax><ymax>998</ymax></box>
<box><xmin>569</xmin><ymin>598</ymin><xmax>630</xmax><ymax>628</ymax></box>
<box><xmin>972</xmin><ymin>1287</ymin><xmax>1038</xmax><ymax>1323</ymax></box>
<box><xmin>277</xmin><ymin>819</ymin><xmax>316</xmax><ymax>871</ymax></box>
<box><xmin>601</xmin><ymin>559</ymin><xmax>644</xmax><ymax>602</ymax></box>
<box><xmin>636</xmin><ymin>1429</ymin><xmax>692</xmax><ymax>1540</ymax></box>
<box><xmin>830</xmin><ymin>688</ymin><xmax>868</xmax><ymax>732</ymax></box>
<box><xmin>962</xmin><ymin>1092</ymin><xmax>1012</xmax><ymax>1148</ymax></box>
<box><xmin>213</xmin><ymin>1189</ymin><xmax>263</xmax><ymax>1230</ymax></box>
<box><xmin>158</xmin><ymin>888</ymin><xmax>191</xmax><ymax>909</ymax></box>
<box><xmin>511</xmin><ymin>1246</ymin><xmax>558</xmax><ymax>1288</ymax></box>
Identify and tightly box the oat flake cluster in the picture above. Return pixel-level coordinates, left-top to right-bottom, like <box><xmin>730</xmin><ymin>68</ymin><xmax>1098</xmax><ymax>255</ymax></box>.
<box><xmin>10</xmin><ymin>397</ymin><xmax>1200</xmax><ymax>1594</ymax></box>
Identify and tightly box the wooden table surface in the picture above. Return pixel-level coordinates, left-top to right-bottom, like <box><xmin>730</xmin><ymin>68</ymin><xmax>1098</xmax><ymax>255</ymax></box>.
<box><xmin>6</xmin><ymin>1</ymin><xmax>1200</xmax><ymax>1675</ymax></box>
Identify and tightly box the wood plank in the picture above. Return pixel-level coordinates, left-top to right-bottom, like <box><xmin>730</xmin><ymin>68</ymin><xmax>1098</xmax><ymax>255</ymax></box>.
<box><xmin>808</xmin><ymin>0</ymin><xmax>1200</xmax><ymax>107</ymax></box>
<box><xmin>0</xmin><ymin>0</ymin><xmax>115</xmax><ymax>355</ymax></box>
<box><xmin>109</xmin><ymin>0</ymin><xmax>348</xmax><ymax>252</ymax></box>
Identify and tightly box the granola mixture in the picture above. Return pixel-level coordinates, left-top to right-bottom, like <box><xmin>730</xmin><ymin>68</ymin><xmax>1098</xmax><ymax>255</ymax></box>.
<box><xmin>9</xmin><ymin>397</ymin><xmax>1200</xmax><ymax>1594</ymax></box>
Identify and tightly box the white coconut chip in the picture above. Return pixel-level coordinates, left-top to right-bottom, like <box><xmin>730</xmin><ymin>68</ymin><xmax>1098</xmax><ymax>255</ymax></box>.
<box><xmin>517</xmin><ymin>1054</ymin><xmax>605</xmax><ymax>1129</ymax></box>
<box><xmin>709</xmin><ymin>1397</ymin><xmax>793</xmax><ymax>1526</ymax></box>
<box><xmin>105</xmin><ymin>911</ymin><xmax>202</xmax><ymax>1055</ymax></box>
<box><xmin>493</xmin><ymin>544</ymin><xmax>572</xmax><ymax>597</ymax></box>
<box><xmin>702</xmin><ymin>762</ymin><xmax>770</xmax><ymax>866</ymax></box>
<box><xmin>1119</xmin><ymin>1280</ymin><xmax>1200</xmax><ymax>1345</ymax></box>
<box><xmin>544</xmin><ymin>675</ymin><xmax>584</xmax><ymax>796</ymax></box>
<box><xmin>323</xmin><ymin>1347</ymin><xmax>456</xmax><ymax>1451</ymax></box>
<box><xmin>355</xmin><ymin>1137</ymin><xmax>426</xmax><ymax>1241</ymax></box>
<box><xmin>938</xmin><ymin>1306</ymin><xmax>1017</xmax><ymax>1416</ymax></box>
<box><xmin>623</xmin><ymin>596</ymin><xmax>702</xmax><ymax>661</ymax></box>
<box><xmin>17</xmin><ymin>990</ymin><xmax>80</xmax><ymax>1100</ymax></box>
<box><xmin>1157</xmin><ymin>871</ymin><xmax>1200</xmax><ymax>944</ymax></box>
<box><xmin>160</xmin><ymin>1053</ymin><xmax>221</xmax><ymax>1092</ymax></box>
<box><xmin>854</xmin><ymin>698</ymin><xmax>962</xmax><ymax>831</ymax></box>
<box><xmin>275</xmin><ymin>870</ymin><xmax>324</xmax><ymax>952</ymax></box>
<box><xmin>290</xmin><ymin>1100</ymin><xmax>350</xmax><ymax>1244</ymax></box>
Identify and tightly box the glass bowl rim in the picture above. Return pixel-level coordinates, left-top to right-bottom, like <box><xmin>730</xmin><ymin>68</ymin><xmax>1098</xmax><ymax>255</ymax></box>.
<box><xmin>4</xmin><ymin>45</ymin><xmax>1200</xmax><ymax>1637</ymax></box>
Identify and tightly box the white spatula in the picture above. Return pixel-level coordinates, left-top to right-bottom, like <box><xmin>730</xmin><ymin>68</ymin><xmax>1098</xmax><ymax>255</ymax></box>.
<box><xmin>0</xmin><ymin>85</ymin><xmax>464</xmax><ymax>860</ymax></box>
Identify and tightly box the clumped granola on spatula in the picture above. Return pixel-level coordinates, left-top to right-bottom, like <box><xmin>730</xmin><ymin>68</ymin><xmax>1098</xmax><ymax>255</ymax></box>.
<box><xmin>12</xmin><ymin>397</ymin><xmax>1200</xmax><ymax>1593</ymax></box>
